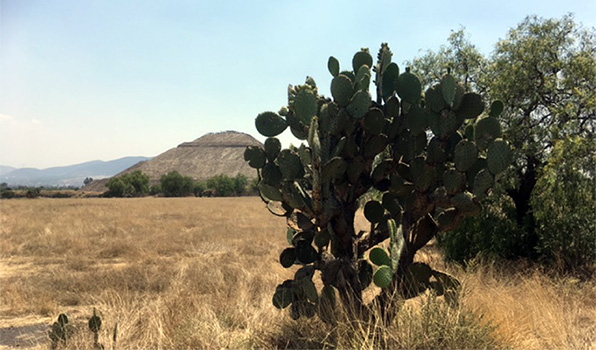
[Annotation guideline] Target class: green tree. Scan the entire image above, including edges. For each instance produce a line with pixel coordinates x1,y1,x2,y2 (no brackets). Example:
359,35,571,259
233,174,249,196
532,136,595,271
485,15,595,256
105,177,135,197
412,15,596,265
160,171,194,197
207,174,235,197
105,171,149,197
409,28,487,92
126,171,150,195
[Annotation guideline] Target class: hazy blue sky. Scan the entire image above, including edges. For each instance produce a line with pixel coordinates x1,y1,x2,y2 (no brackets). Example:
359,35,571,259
2,0,595,168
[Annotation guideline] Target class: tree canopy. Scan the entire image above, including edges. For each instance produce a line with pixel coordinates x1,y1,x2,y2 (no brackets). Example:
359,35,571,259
411,15,595,270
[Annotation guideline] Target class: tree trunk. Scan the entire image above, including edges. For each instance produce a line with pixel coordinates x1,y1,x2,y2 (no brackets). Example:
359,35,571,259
507,155,540,257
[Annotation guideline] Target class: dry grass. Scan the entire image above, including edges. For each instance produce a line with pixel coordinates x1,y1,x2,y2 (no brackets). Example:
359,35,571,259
0,197,594,349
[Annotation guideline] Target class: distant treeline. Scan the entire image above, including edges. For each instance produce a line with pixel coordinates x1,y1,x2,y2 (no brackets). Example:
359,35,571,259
0,172,258,199
0,183,80,199
103,170,257,198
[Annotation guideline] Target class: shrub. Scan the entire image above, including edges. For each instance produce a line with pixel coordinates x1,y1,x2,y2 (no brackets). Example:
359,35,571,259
1,189,16,199
105,171,149,197
160,171,194,197
532,137,595,272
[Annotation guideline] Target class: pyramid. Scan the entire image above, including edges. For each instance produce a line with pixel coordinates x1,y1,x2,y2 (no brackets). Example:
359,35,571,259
83,131,262,192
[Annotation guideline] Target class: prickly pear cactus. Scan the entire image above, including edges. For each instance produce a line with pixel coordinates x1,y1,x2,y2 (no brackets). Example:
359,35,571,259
89,308,104,350
49,313,71,349
245,44,511,323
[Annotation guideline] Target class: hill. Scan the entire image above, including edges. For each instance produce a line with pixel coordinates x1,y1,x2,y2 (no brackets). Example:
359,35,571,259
0,157,150,187
83,131,262,192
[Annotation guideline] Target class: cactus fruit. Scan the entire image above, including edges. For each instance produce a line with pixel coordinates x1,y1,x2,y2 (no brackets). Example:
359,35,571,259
246,44,510,324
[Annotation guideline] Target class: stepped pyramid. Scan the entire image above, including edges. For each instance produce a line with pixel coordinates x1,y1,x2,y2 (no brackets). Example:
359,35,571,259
84,131,261,192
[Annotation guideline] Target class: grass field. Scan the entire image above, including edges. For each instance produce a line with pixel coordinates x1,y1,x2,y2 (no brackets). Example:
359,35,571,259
1,197,594,349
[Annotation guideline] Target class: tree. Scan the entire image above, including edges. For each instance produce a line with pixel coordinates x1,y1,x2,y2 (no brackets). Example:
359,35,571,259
83,177,93,186
411,15,596,265
160,171,194,197
484,15,595,256
245,45,510,324
409,29,487,92
233,174,249,196
532,136,595,271
105,177,134,197
206,174,235,197
105,171,149,197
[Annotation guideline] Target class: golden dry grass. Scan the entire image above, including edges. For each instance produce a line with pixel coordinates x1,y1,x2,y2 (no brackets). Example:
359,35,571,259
0,197,594,349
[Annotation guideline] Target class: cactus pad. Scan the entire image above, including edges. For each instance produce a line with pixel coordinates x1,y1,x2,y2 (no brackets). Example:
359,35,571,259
255,111,287,137
244,146,266,169
451,191,481,215
364,200,385,223
489,100,504,118
352,50,373,73
441,74,457,106
396,71,422,104
454,140,479,172
406,106,429,136
295,240,318,264
347,90,371,119
276,150,303,180
487,139,512,175
473,169,494,198
425,84,446,113
280,248,296,268
331,75,354,107
373,265,394,288
264,138,281,161
328,56,340,77
455,93,484,119
369,247,391,266
294,89,318,124
474,116,502,150
273,285,294,309
382,63,400,99
364,107,385,135
443,168,465,195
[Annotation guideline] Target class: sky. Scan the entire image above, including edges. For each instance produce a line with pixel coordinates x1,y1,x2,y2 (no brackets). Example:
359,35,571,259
1,0,595,169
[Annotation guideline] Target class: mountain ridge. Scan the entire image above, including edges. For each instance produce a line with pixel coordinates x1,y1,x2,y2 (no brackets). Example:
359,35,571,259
1,156,150,187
